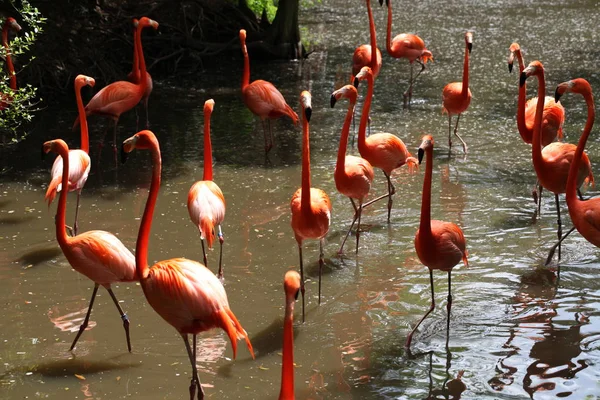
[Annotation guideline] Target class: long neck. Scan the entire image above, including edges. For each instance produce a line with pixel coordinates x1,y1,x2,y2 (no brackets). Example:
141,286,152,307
301,115,311,213
278,299,295,400
419,148,433,237
461,43,470,98
136,142,162,280
55,145,70,248
75,83,89,153
135,24,147,96
131,28,140,81
241,39,250,90
515,51,532,142
567,89,595,205
336,101,355,175
357,74,373,152
203,111,213,181
3,25,16,90
385,0,393,54
366,0,377,72
531,71,546,169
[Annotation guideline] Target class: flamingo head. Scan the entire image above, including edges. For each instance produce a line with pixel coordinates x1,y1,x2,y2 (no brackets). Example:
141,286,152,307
300,90,312,123
465,32,473,53
138,17,159,31
354,66,373,89
204,99,215,115
284,270,301,302
75,74,95,89
42,139,68,160
6,17,21,33
330,85,358,108
132,18,139,28
121,130,159,163
520,60,543,87
555,78,592,103
507,42,520,73
239,29,247,43
417,135,434,164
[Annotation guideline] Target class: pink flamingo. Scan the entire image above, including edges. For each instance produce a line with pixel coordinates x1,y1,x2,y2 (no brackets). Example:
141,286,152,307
74,17,158,156
351,0,382,79
239,29,298,153
354,66,418,222
442,32,473,153
122,130,254,400
127,18,153,128
290,91,332,322
408,134,468,349
187,99,226,280
330,84,374,254
520,61,594,261
279,270,301,400
0,17,21,109
382,0,433,108
45,75,95,236
42,139,137,352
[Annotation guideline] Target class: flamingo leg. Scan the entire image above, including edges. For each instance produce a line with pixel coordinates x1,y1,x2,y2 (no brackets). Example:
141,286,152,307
405,269,435,350
106,287,132,352
318,238,325,305
338,198,359,255
200,239,208,269
268,119,274,152
355,200,363,254
298,243,305,323
73,190,82,236
182,333,203,400
555,193,562,261
217,224,224,282
446,271,452,333
545,226,576,266
412,60,427,86
134,104,139,131
112,119,119,166
447,114,453,150
70,283,99,351
144,97,150,128
532,180,543,212
403,62,414,109
453,114,468,153
384,171,396,222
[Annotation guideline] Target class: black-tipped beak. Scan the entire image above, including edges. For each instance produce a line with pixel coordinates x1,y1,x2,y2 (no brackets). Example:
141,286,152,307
330,95,337,108
508,62,513,73
519,72,527,87
353,77,359,89
294,289,300,301
305,107,312,123
555,88,562,103
121,145,129,164
467,43,472,54
418,148,424,164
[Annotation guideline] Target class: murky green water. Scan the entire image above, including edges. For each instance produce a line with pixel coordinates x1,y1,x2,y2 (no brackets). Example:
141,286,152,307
2,0,600,398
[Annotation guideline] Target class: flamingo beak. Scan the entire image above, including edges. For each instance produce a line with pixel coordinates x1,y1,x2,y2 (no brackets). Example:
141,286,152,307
555,88,563,103
353,77,359,89
304,107,312,123
295,289,300,301
467,43,472,54
330,94,337,108
519,71,527,87
508,62,513,73
418,148,424,164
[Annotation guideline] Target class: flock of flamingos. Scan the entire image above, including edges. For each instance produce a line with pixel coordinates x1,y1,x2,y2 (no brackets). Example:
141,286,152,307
2,0,599,397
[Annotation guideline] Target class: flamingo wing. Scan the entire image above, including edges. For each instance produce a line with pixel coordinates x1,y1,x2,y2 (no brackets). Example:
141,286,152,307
187,180,226,247
243,80,297,121
85,81,141,117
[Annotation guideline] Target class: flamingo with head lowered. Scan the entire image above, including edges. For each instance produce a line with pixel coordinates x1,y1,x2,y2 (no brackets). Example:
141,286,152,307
0,17,21,110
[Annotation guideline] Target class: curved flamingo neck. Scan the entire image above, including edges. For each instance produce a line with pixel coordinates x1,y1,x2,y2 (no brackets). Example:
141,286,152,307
531,69,546,170
385,0,393,55
203,109,213,181
131,28,140,82
461,41,470,98
357,73,374,153
278,298,295,399
3,23,16,90
301,114,312,213
336,100,355,177
135,22,148,97
75,82,89,154
241,38,250,90
366,0,378,71
419,147,433,237
567,86,595,205
515,50,532,143
54,142,70,248
135,137,162,280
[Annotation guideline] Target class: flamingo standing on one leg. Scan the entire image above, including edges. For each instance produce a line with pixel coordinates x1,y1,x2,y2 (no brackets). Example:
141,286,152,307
121,130,254,400
354,66,418,222
45,75,95,236
545,78,599,261
407,134,468,350
279,270,301,400
0,17,22,109
382,0,433,109
290,91,332,322
442,32,473,153
187,99,226,281
351,0,382,79
330,85,374,254
520,61,594,261
508,42,565,209
239,29,298,154
74,17,158,159
127,18,153,129
42,139,136,352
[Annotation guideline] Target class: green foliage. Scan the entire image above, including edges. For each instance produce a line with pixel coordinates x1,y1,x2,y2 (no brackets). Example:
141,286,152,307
246,0,277,23
0,0,46,145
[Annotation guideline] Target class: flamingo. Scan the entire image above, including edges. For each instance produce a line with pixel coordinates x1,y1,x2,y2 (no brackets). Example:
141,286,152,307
42,139,136,352
239,29,298,154
442,32,473,153
545,78,599,261
520,61,594,261
351,0,382,80
74,17,158,157
127,18,153,129
508,42,565,208
45,74,95,236
330,84,374,254
121,130,254,400
407,134,468,349
279,270,301,400
290,91,332,322
381,0,433,109
354,66,418,222
0,17,21,110
187,99,226,281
